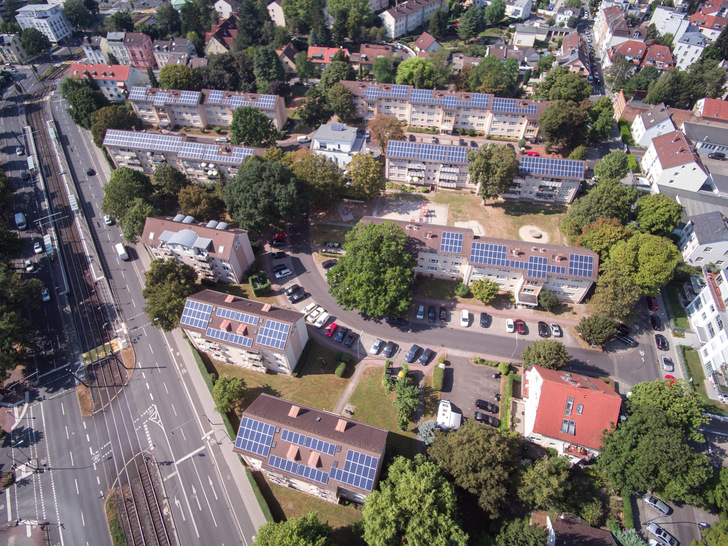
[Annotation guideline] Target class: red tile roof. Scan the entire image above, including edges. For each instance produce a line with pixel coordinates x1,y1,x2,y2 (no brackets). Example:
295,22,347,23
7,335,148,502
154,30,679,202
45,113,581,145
641,44,673,69
414,31,439,51
531,366,621,451
651,130,702,169
609,40,646,63
205,15,238,49
68,63,131,81
690,12,728,30
696,98,728,122
308,47,349,64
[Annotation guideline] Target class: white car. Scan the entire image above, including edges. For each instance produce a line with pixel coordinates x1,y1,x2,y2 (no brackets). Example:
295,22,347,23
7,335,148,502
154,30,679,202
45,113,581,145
104,215,113,225
643,494,671,516
24,259,34,272
33,241,43,254
41,287,51,302
302,302,317,316
370,338,383,354
550,323,562,337
15,147,23,156
314,311,329,329
460,310,470,327
274,268,292,279
506,319,515,333
306,307,324,323
646,523,677,546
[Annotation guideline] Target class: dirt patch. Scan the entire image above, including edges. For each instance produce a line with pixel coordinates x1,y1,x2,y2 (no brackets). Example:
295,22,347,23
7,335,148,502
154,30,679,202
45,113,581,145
76,384,93,417
518,225,550,243
378,192,449,224
121,347,135,379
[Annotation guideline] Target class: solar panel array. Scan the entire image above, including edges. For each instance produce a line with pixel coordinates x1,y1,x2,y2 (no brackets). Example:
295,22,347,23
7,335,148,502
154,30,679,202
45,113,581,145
235,417,275,457
386,140,468,164
255,320,291,350
153,92,170,106
268,455,330,484
568,254,595,278
492,98,538,114
329,450,379,491
206,327,254,348
363,85,410,101
221,94,276,110
470,243,507,266
281,429,337,456
519,156,585,179
178,90,201,105
179,300,213,329
207,89,224,103
469,243,569,277
128,86,148,101
440,232,464,254
217,307,260,325
410,88,491,109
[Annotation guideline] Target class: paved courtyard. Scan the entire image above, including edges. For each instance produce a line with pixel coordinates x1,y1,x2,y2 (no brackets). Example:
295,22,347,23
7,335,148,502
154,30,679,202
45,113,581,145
441,353,502,420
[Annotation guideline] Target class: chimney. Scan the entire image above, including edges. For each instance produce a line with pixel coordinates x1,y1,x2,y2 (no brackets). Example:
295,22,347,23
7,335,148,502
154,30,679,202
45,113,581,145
225,294,235,303
335,418,348,432
262,303,271,312
288,405,300,418
286,444,299,461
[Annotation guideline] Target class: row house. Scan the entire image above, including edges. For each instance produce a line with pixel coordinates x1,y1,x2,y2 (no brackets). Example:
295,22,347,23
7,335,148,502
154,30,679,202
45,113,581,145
128,86,287,130
152,38,197,68
641,130,709,192
690,10,728,40
141,215,255,284
205,14,237,56
362,216,599,306
342,81,547,140
503,155,585,204
594,4,647,60
630,103,676,147
81,35,106,64
555,31,591,77
234,394,387,504
0,33,32,64
67,63,147,102
606,40,674,70
102,129,265,183
674,31,708,70
16,3,71,44
349,43,393,72
307,47,349,68
379,0,446,39
180,291,309,375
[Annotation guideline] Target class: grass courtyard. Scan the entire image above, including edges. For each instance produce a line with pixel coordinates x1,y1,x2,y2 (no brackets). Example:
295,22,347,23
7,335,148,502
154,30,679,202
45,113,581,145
682,347,727,415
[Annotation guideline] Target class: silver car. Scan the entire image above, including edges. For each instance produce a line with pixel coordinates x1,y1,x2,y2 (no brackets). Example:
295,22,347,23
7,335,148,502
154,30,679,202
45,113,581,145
646,523,678,546
660,355,674,373
370,338,383,355
643,494,671,516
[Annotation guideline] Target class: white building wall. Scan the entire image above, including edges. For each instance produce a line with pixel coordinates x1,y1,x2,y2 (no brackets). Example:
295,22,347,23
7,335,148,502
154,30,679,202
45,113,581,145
686,270,728,380
631,117,676,147
16,4,72,43
650,7,691,41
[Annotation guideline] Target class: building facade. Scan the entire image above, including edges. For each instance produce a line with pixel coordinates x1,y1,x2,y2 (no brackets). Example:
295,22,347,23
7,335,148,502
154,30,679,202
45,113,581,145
102,129,264,183
630,103,676,147
15,4,72,44
504,155,585,204
124,32,156,69
67,63,147,102
506,0,532,19
267,0,286,27
693,98,728,124
128,86,287,130
311,123,365,168
649,6,691,42
379,0,446,39
81,35,106,64
349,43,393,71
152,38,196,68
141,215,255,283
674,31,707,70
343,81,546,140
362,217,598,306
214,0,239,19
641,130,708,191
204,15,237,55
180,291,310,375
105,31,130,64
0,33,31,64
385,140,471,190
678,211,728,266
234,394,388,504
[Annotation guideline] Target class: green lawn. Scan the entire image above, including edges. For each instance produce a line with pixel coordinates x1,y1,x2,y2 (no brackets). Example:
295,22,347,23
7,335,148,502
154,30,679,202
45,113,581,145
682,347,728,414
309,223,353,247
665,284,689,329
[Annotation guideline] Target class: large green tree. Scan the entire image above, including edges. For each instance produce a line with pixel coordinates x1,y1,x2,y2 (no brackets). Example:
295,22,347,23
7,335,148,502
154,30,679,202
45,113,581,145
320,60,356,90
101,167,155,228
590,260,641,321
90,105,141,148
588,97,616,143
362,455,468,546
297,86,332,127
428,8,448,40
495,518,547,546
156,3,182,36
0,263,43,372
538,100,589,147
295,51,317,81
428,419,520,517
396,57,438,89
547,71,592,102
368,114,405,150
562,179,640,241
635,194,684,236
120,198,160,243
60,78,109,129
348,153,384,201
159,64,202,91
20,29,49,56
467,55,518,95
609,232,680,295
327,221,416,318
253,46,285,92
576,315,617,348
212,375,246,414
694,517,728,546
254,512,334,546
289,149,345,208
467,144,519,200
372,56,395,83
63,0,93,28
644,59,726,109
518,454,572,511
229,106,278,147
178,184,226,221
142,258,199,331
326,82,356,123
594,150,630,181
521,340,569,370
485,0,505,26
471,278,500,304
458,6,484,41
578,218,631,261
109,10,134,31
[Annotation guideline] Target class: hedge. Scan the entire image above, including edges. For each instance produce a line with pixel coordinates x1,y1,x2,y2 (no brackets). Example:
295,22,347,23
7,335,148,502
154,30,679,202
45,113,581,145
618,119,634,145
250,273,271,296
433,365,444,391
335,362,347,377
471,357,500,367
627,154,639,173
622,494,635,529
189,341,216,390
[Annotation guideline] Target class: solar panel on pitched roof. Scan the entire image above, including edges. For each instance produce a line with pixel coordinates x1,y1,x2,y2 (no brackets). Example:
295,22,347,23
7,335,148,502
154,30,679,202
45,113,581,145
208,89,224,103
216,307,260,325
281,429,337,456
235,416,275,456
128,86,148,101
440,232,464,254
177,90,200,105
470,242,507,265
568,253,594,277
180,299,213,329
255,320,290,350
329,449,379,491
268,455,330,484
206,327,254,347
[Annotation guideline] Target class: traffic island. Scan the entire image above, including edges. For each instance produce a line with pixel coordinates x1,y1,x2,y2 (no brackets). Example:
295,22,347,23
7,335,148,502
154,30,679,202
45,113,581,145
76,385,93,417
105,489,126,546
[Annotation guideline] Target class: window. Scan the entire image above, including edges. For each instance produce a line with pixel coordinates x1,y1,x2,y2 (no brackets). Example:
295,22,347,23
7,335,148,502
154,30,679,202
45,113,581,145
561,419,576,435
708,323,715,338
565,397,574,416
576,404,583,415
705,247,714,252
718,316,724,331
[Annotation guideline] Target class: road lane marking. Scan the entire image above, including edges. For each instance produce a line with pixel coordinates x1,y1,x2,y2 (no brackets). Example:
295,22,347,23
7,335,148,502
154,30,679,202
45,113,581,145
96,476,100,485
150,345,154,354
164,383,168,394
74,479,79,495
64,426,68,440
6,489,10,522
146,382,149,390
60,403,64,416
171,404,177,416
81,512,85,526
150,393,154,401
69,452,73,466
86,434,89,442
175,445,206,465
82,421,86,430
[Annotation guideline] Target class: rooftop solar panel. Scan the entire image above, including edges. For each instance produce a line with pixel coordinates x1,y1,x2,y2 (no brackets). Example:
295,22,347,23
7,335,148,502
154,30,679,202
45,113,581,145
208,89,224,103
255,320,291,350
519,156,584,179
179,300,213,329
329,449,379,491
386,141,468,164
128,86,148,101
235,417,275,457
216,307,260,326
409,88,491,109
268,455,330,484
205,327,254,348
440,232,464,254
568,253,594,278
470,242,507,266
177,90,201,105
153,92,170,106
492,97,538,114
281,429,337,456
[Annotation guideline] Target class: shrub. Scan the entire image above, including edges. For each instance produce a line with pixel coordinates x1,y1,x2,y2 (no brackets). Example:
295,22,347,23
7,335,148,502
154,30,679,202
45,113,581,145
438,353,447,364
627,153,639,173
580,499,604,527
402,362,409,375
317,356,327,369
418,419,438,445
335,362,347,377
517,138,526,148
618,119,634,145
213,126,222,134
538,289,559,312
544,142,552,154
455,282,470,297
569,145,588,160
498,361,510,375
433,365,444,391
385,359,393,369
338,352,352,364
249,273,271,296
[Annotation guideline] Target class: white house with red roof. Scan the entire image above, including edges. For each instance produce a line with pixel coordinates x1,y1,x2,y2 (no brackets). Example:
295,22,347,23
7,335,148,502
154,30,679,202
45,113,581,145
67,63,147,102
523,366,622,462
640,130,709,192
690,10,728,40
308,47,349,68
694,98,728,124
414,31,441,54
642,44,673,70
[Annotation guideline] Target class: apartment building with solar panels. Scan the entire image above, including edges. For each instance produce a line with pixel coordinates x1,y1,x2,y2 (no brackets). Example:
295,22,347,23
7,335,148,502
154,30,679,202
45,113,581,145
180,290,310,374
386,141,471,189
102,129,264,183
363,217,598,306
505,156,586,204
340,81,547,140
234,394,387,504
127,86,287,130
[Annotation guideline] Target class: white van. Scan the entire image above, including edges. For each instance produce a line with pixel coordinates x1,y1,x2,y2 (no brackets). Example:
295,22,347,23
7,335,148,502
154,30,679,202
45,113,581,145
215,137,229,143
296,135,310,143
14,212,26,230
460,310,470,327
115,243,129,261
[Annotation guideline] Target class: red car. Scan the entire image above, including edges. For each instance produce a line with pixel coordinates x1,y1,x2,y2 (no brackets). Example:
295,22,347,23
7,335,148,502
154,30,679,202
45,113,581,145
273,232,287,241
526,151,539,156
515,319,527,335
325,323,338,337
647,296,659,311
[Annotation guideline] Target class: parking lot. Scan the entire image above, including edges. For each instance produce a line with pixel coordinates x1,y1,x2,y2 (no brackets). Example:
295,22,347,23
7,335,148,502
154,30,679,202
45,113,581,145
440,353,502,420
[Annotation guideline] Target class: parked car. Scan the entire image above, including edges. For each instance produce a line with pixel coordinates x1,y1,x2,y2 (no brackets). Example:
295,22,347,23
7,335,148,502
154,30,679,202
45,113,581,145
274,269,292,279
104,215,113,225
288,290,307,303
538,321,549,337
644,494,672,516
480,312,490,328
646,523,678,546
370,338,383,354
273,232,287,241
709,152,726,160
302,302,317,316
24,259,34,272
506,319,515,333
470,141,478,147
344,331,358,347
475,412,500,427
408,134,416,141
306,307,324,323
460,310,470,327
322,259,338,269
617,323,631,336
647,296,659,311
334,327,348,343
615,334,638,348
439,306,447,321
272,251,286,259
515,319,527,335
650,315,662,331
419,348,434,365
385,317,407,327
85,168,95,176
314,312,329,329
383,341,396,358
325,323,338,337
550,323,562,337
272,264,288,273
416,305,425,320
660,355,674,372
41,287,51,302
655,334,669,351
431,136,439,144
284,284,300,296
405,345,421,363
271,239,286,247
16,147,23,156
475,399,498,413
33,241,43,254
428,305,437,323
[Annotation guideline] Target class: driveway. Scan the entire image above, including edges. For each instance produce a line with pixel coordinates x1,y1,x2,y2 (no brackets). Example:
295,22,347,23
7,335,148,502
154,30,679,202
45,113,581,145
443,354,502,421
634,494,718,546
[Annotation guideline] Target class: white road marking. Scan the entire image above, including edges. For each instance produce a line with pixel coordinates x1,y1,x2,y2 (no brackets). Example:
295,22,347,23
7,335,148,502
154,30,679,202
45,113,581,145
171,404,177,416
64,426,69,440
150,393,154,401
86,434,89,442
96,476,100,485
6,489,11,522
175,445,206,466
69,452,73,466
74,479,79,495
60,403,65,416
145,382,149,390
149,345,154,354
164,384,169,394
81,511,85,526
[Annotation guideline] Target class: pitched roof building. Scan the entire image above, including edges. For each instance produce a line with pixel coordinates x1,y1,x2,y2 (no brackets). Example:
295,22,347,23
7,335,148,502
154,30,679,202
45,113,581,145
307,47,349,67
678,211,728,266
67,63,147,103
690,10,728,40
641,130,709,192
630,102,676,147
205,15,238,55
124,32,156,69
694,98,728,123
523,366,621,462
152,38,197,68
349,43,393,71
276,42,299,73
642,43,674,70
414,31,441,53
234,394,388,503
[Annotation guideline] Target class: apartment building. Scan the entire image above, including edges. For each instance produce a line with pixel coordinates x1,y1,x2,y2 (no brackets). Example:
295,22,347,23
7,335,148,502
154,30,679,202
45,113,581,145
267,0,286,27
630,103,676,147
693,98,728,124
343,81,546,140
682,121,728,158
0,33,31,64
385,141,471,190
641,130,708,191
128,86,286,130
379,0,446,39
152,38,196,68
81,35,106,64
674,32,708,70
124,32,156,69
504,155,585,204
141,215,255,283
15,3,72,44
362,217,599,306
678,211,728,266
556,31,590,77
67,63,147,102
506,0,532,19
311,123,365,168
649,5,691,42
690,10,728,40
234,394,387,504
102,129,264,183
180,291,309,375
106,31,130,64
593,4,646,59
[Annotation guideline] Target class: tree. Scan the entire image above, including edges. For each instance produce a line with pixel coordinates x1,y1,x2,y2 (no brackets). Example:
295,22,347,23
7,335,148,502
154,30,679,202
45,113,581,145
348,153,384,201
594,150,630,181
253,46,285,93
232,0,267,49
521,340,569,369
459,6,484,41
327,221,416,318
90,105,141,148
588,97,616,143
694,517,728,546
156,3,182,36
644,60,726,109
428,8,448,40
467,144,519,200
289,149,345,208
485,0,505,26
534,66,590,101
590,261,642,321
578,218,631,260
225,158,307,232
212,375,246,414
368,114,405,150
362,455,468,546
562,179,640,240
61,78,110,129
538,289,559,312
428,419,520,517
152,163,190,203
178,184,226,221
396,57,438,89
393,375,419,430
143,259,198,331
495,518,547,546
297,86,332,127
254,512,334,546
568,145,588,160
159,64,202,91
229,106,278,147
706,469,728,514
0,263,43,372
467,55,518,95
63,0,93,28
101,167,154,225
624,65,659,93
538,100,588,147
567,14,579,28
635,194,683,236
120,198,160,243
418,419,438,445
372,56,395,83
21,28,50,55
518,454,572,511
471,278,500,304
109,10,134,31
576,315,617,348
3,0,24,22
716,26,728,61
609,232,680,295
320,60,356,90
326,82,356,123
295,52,317,81
607,54,636,90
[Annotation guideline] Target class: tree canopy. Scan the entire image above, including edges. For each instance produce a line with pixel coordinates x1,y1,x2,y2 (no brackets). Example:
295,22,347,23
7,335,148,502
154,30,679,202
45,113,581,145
21,27,50,55
485,0,505,25
156,3,182,36
635,193,684,236
178,184,226,221
590,260,641,321
297,86,332,127
362,454,468,546
470,278,500,304
229,106,278,147
538,100,589,147
60,78,110,129
546,71,592,102
467,144,519,200
609,232,680,295
368,114,405,150
254,512,334,546
289,149,345,208
90,105,141,148
212,375,246,414
101,168,155,241
159,64,202,91
320,60,356,90
326,82,356,123
467,55,518,95
578,218,632,261
348,153,384,201
576,315,617,348
644,59,726,109
327,221,416,318
253,46,285,92
458,6,484,41
0,263,43,372
372,56,395,83
562,179,640,241
495,518,547,546
521,340,569,369
594,150,630,181
518,454,572,511
142,259,199,331
63,0,93,28
396,57,439,89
